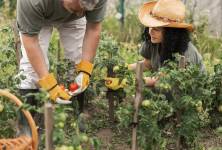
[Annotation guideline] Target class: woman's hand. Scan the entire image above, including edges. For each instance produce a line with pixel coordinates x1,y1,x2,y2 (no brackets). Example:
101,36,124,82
143,76,158,87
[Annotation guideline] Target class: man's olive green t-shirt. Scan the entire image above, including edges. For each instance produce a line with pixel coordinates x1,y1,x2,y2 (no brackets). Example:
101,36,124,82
140,41,205,72
17,0,107,36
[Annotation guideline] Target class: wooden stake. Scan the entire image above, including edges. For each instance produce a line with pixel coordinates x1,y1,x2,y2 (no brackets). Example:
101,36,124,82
11,20,21,68
179,56,186,68
106,65,116,123
44,102,54,150
176,56,186,150
57,39,61,81
107,89,115,122
132,61,143,150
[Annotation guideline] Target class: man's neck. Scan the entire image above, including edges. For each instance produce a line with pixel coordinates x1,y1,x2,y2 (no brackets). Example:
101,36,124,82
61,0,72,13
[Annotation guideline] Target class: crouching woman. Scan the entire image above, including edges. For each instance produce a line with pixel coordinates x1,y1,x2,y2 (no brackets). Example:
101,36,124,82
128,0,205,87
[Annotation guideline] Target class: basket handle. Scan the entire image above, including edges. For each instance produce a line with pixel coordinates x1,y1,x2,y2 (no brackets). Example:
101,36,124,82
0,89,38,150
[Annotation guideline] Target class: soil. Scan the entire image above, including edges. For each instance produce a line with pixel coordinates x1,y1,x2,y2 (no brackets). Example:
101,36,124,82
199,128,222,149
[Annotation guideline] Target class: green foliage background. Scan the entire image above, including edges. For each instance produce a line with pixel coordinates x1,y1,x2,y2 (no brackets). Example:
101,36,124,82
0,1,222,149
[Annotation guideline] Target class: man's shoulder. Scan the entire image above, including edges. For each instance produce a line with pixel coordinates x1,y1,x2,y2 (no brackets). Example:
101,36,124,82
17,0,51,35
17,0,50,14
93,0,107,9
85,0,107,22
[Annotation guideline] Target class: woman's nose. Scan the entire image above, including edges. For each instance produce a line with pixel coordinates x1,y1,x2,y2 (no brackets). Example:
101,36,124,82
149,28,154,35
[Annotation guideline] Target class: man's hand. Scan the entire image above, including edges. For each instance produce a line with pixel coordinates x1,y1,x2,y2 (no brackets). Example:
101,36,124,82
38,73,71,104
70,72,90,96
70,60,93,96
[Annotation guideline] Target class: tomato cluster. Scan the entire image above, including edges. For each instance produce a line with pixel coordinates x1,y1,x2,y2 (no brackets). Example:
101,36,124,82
59,83,79,92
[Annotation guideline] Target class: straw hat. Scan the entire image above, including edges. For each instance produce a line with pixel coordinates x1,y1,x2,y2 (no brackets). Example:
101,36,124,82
138,0,194,31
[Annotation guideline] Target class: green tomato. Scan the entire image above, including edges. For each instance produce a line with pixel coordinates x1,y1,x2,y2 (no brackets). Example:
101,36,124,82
158,83,166,89
55,145,69,150
151,111,159,117
164,84,171,90
75,145,82,150
58,122,64,128
121,78,128,87
142,100,151,108
71,122,77,128
158,83,171,91
59,113,67,122
196,106,203,113
216,127,222,133
113,65,120,72
218,105,222,113
67,146,74,150
163,85,168,90
80,134,89,142
0,104,4,112
196,101,202,107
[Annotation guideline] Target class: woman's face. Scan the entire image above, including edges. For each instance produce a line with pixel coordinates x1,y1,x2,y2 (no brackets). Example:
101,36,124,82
148,27,164,43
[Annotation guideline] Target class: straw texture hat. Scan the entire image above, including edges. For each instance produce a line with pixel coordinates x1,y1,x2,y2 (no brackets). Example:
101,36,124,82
138,0,194,31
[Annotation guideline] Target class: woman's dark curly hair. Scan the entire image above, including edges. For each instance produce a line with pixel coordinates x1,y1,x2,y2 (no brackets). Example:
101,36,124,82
142,27,190,64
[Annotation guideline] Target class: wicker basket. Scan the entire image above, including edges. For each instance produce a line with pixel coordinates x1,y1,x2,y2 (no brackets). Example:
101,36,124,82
0,89,38,150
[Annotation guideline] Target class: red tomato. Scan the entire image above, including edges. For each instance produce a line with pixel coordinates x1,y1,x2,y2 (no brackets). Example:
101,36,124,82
59,84,65,91
69,83,79,92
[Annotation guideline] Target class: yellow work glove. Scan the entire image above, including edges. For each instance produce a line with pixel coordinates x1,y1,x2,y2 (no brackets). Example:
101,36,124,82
38,73,71,104
70,60,93,96
105,77,124,90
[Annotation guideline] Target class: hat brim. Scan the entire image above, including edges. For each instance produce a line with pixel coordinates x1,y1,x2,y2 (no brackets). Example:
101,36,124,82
138,1,194,32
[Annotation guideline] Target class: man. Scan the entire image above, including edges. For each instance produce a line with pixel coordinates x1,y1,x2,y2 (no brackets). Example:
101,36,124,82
17,0,107,104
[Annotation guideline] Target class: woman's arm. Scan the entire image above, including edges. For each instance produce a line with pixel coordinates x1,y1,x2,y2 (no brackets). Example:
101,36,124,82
128,59,152,71
129,59,159,87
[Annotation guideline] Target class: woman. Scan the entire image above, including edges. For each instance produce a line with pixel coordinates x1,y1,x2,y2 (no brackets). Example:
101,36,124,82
128,0,205,86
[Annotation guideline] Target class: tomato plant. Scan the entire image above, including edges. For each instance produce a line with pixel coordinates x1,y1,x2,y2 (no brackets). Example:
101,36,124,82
1,13,222,150
117,58,216,149
94,32,134,98
209,64,222,127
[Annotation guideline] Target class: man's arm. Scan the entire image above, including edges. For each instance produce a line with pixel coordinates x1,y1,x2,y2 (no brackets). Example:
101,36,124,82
81,22,102,62
72,22,102,96
21,34,48,78
21,34,71,103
